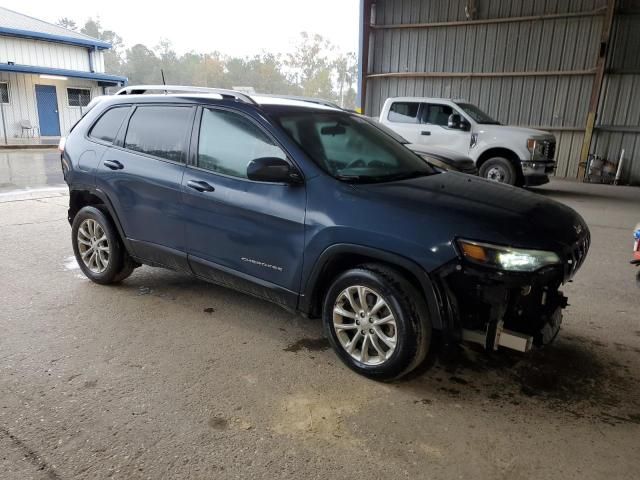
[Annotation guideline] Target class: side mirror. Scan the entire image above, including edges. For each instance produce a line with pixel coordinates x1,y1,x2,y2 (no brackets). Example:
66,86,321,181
447,113,463,129
247,157,302,184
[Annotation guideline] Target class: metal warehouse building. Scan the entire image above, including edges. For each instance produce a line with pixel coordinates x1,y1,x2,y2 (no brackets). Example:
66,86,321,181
357,0,640,184
0,7,126,142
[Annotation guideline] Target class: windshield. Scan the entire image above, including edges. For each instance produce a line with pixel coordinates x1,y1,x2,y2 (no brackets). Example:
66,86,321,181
271,111,435,183
455,102,500,125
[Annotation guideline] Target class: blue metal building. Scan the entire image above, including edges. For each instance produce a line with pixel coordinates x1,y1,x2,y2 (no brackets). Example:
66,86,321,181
0,7,126,140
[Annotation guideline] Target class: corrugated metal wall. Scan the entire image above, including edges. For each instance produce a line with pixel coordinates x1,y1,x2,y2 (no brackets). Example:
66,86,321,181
0,72,101,138
363,0,640,184
0,35,91,72
592,0,640,184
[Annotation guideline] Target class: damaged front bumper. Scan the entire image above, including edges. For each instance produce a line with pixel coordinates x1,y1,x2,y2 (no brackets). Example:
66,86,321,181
433,236,589,353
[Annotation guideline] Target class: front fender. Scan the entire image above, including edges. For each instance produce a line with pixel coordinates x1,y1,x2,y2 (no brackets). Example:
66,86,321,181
299,242,447,330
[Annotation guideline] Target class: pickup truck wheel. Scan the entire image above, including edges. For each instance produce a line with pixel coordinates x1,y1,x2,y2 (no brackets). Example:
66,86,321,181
71,206,133,284
323,265,431,381
479,157,517,185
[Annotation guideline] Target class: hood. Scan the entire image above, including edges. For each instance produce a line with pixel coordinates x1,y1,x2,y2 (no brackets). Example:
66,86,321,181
477,125,554,140
351,172,587,252
406,144,477,173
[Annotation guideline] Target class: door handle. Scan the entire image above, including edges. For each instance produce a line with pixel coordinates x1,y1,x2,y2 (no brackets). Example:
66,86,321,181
421,131,431,136
103,160,124,170
187,180,215,192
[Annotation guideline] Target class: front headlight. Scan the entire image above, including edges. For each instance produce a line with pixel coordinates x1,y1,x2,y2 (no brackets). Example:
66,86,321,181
526,138,545,158
457,239,561,272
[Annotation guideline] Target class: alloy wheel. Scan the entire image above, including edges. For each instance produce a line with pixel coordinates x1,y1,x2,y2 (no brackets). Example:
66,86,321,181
77,218,110,274
486,165,507,182
332,285,397,366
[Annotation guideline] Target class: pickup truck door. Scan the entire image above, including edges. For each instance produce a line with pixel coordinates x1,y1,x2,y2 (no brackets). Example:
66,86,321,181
181,107,306,309
418,103,472,154
382,101,423,144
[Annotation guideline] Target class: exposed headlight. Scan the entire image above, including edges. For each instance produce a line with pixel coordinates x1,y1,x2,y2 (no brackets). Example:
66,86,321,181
526,138,545,158
457,239,561,272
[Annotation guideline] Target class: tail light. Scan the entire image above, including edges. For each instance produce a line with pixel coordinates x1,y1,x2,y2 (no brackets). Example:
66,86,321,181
58,136,66,153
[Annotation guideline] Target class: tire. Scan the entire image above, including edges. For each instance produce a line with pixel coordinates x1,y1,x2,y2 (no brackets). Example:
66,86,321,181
71,206,135,284
323,264,431,381
479,157,519,186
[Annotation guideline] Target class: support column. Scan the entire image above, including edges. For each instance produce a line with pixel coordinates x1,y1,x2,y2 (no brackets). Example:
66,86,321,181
356,0,373,114
578,0,617,180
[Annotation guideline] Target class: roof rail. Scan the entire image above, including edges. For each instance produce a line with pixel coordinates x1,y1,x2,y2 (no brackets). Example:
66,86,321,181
114,85,258,105
257,94,342,110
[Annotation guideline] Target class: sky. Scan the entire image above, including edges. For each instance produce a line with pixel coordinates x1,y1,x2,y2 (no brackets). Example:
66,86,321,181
4,0,360,57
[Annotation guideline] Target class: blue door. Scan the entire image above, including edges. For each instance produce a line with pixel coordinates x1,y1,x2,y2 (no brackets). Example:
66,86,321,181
35,85,61,136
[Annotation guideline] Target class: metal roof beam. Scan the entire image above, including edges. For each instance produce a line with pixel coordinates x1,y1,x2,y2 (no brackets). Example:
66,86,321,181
370,7,607,30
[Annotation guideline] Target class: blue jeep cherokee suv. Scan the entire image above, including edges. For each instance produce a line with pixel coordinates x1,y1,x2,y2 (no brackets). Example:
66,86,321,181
61,85,590,380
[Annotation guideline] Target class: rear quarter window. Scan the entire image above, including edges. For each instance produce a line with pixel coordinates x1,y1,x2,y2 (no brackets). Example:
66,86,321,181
388,102,420,124
123,106,193,162
89,107,130,144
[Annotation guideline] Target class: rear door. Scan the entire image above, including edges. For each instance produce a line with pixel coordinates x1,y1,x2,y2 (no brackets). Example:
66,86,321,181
95,104,195,271
382,101,422,143
418,103,472,153
182,106,306,308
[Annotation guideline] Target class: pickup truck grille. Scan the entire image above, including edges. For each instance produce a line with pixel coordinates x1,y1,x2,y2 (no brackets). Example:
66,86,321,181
541,140,556,160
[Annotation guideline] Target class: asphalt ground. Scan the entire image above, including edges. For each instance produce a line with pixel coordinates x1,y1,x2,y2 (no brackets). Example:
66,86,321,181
1,149,639,479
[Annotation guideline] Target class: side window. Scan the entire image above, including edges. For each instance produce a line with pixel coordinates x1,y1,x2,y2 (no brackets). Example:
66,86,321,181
89,107,130,144
197,108,286,179
387,102,420,123
422,104,454,126
124,106,192,162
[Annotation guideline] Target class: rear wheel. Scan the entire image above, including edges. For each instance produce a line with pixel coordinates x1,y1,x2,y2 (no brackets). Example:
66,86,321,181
72,206,135,284
323,265,431,381
479,157,518,186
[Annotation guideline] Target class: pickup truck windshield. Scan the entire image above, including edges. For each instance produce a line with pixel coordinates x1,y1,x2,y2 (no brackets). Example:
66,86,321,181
455,102,500,125
272,111,435,183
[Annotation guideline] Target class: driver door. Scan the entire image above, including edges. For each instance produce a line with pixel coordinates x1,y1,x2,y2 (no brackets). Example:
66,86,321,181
418,103,472,154
181,107,306,308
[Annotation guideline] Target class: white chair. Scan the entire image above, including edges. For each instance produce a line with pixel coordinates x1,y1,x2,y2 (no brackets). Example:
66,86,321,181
20,119,39,137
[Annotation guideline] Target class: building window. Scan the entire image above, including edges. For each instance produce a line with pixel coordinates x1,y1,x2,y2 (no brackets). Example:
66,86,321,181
0,82,9,104
67,88,91,107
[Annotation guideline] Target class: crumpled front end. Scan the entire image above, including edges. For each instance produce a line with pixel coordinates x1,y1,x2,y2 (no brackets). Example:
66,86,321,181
434,232,590,353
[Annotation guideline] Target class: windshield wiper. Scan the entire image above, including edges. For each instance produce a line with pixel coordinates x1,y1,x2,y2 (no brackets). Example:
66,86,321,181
335,170,433,183
335,174,366,182
379,170,433,181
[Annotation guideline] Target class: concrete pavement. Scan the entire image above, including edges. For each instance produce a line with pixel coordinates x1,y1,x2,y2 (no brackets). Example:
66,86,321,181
1,178,639,479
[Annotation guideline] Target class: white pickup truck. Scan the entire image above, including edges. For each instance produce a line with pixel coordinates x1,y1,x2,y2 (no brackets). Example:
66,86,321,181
379,97,556,186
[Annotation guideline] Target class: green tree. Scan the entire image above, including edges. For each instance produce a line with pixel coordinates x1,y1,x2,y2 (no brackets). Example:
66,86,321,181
334,52,358,109
225,54,298,94
57,17,359,105
56,18,77,31
123,44,160,84
287,32,336,100
80,19,125,74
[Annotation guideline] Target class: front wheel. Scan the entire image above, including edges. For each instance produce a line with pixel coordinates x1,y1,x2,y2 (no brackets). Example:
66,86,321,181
479,157,519,186
323,265,431,381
